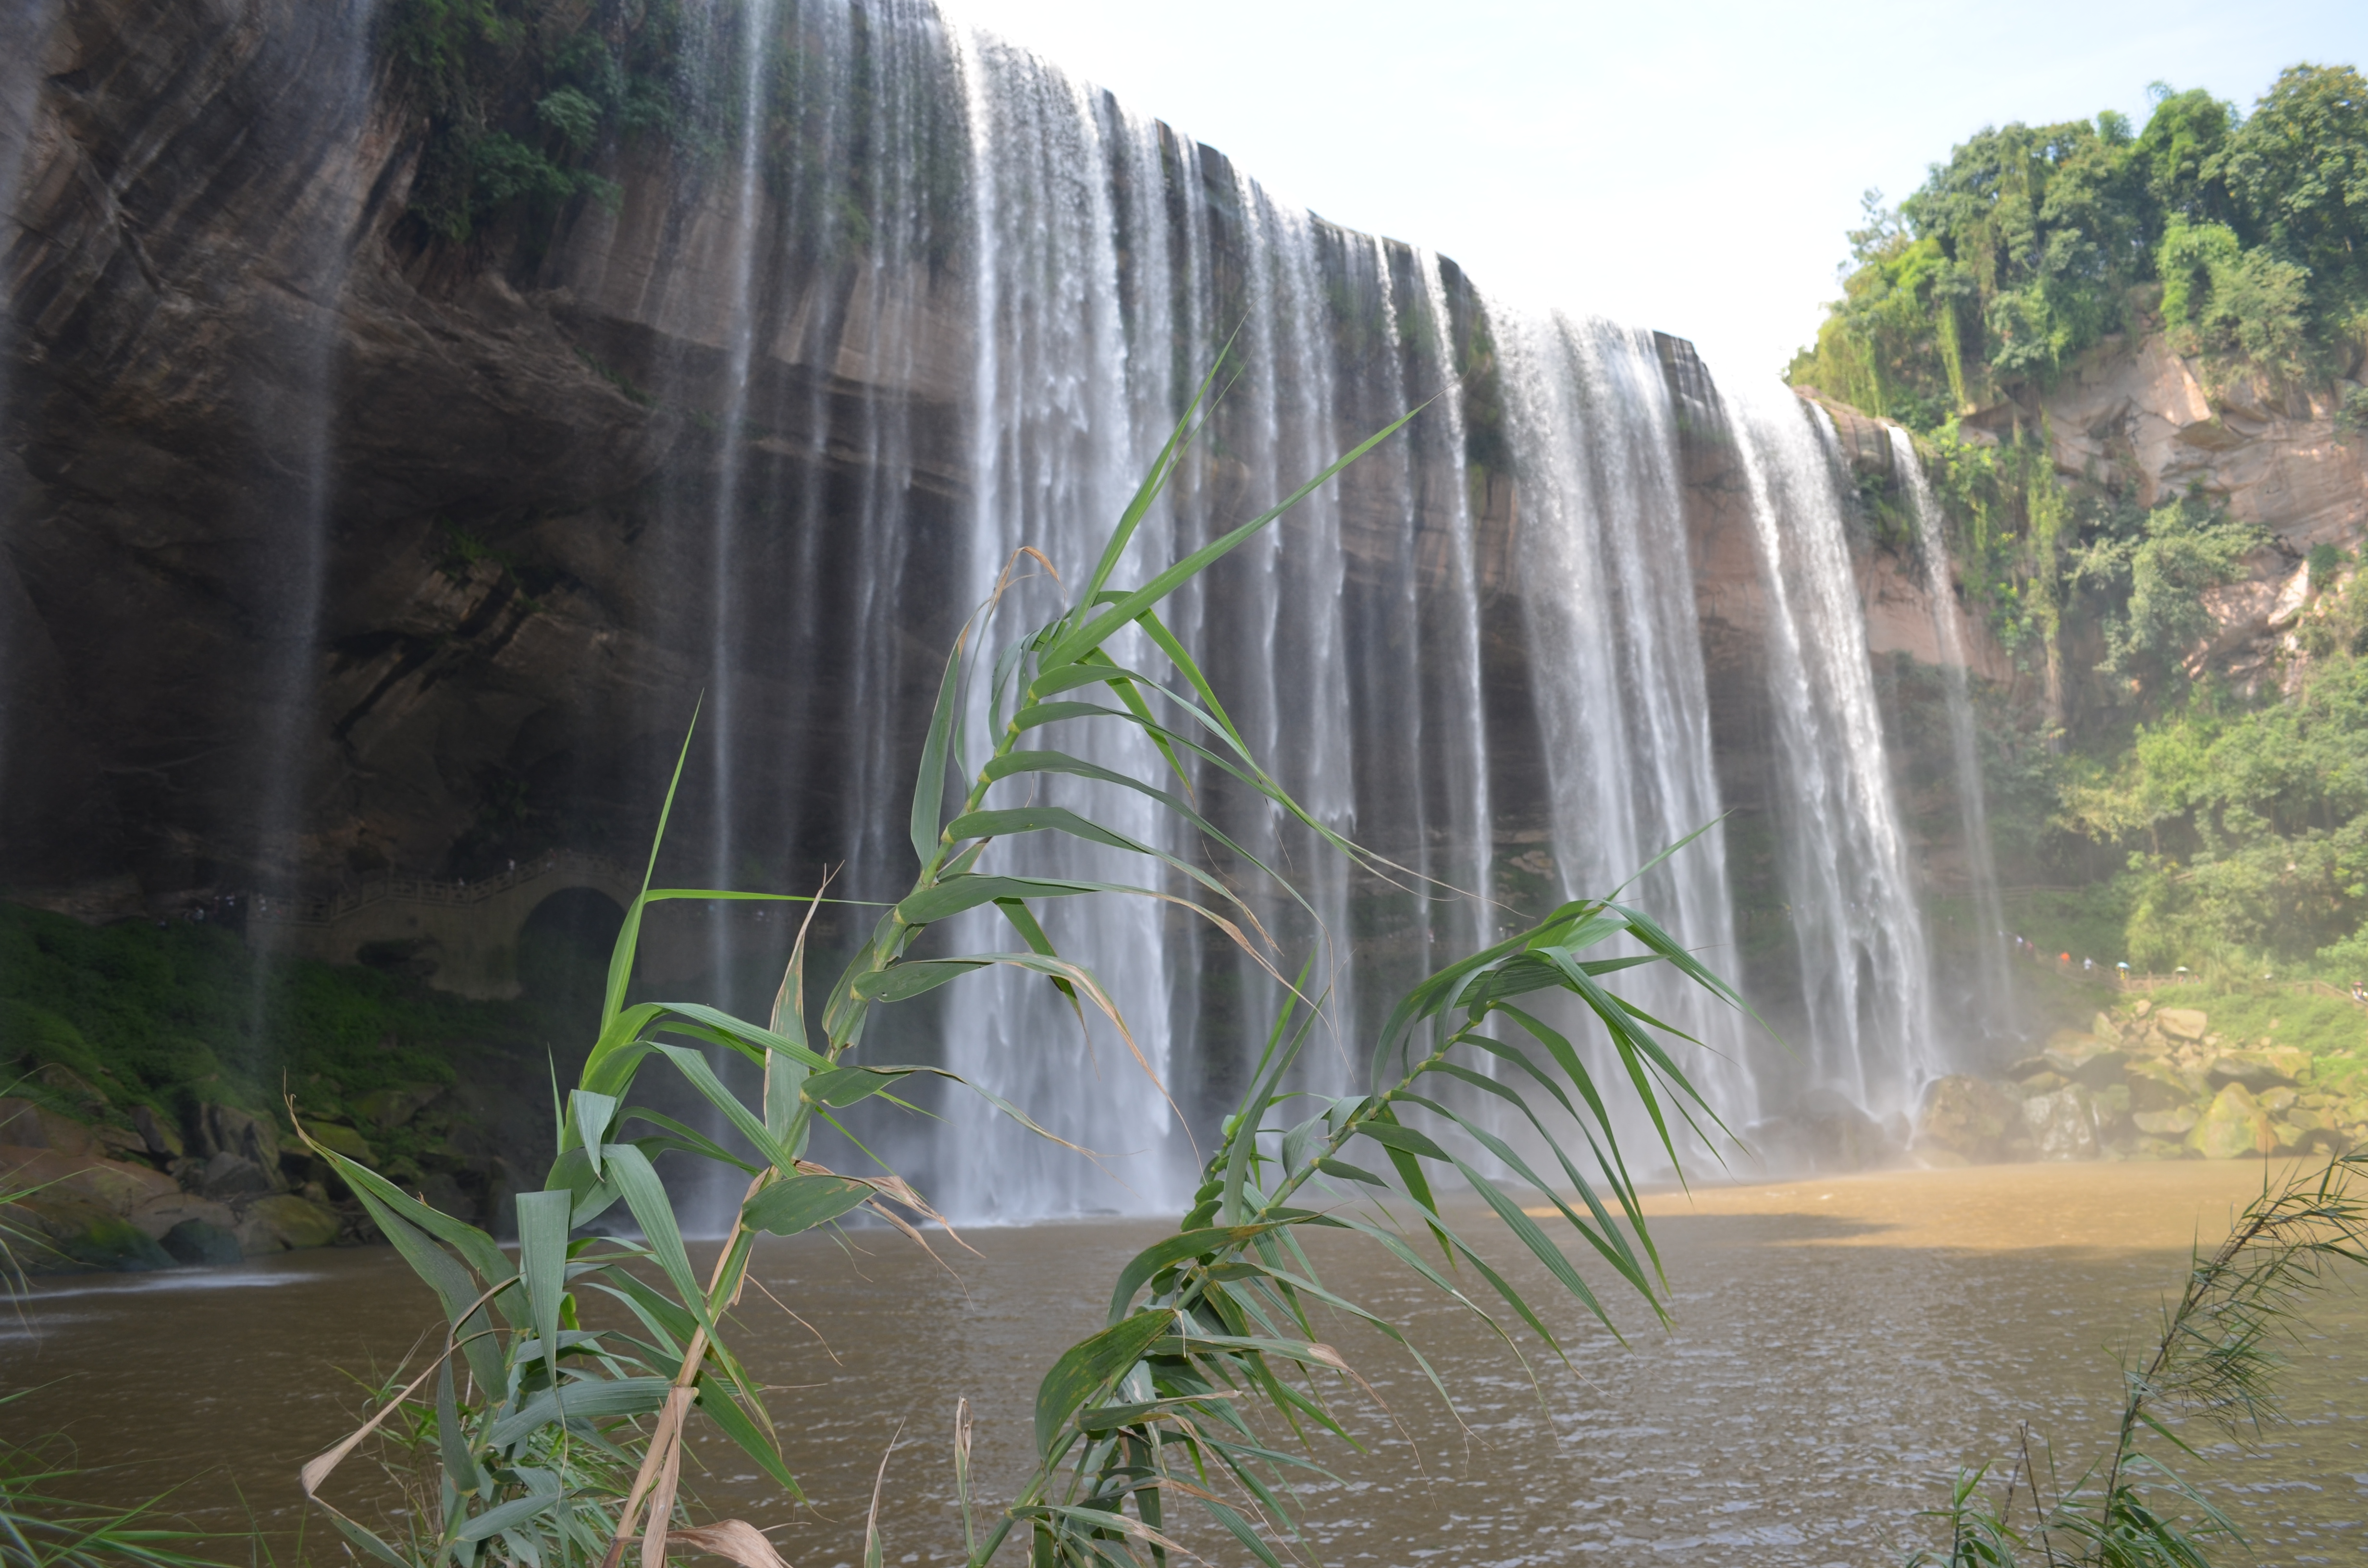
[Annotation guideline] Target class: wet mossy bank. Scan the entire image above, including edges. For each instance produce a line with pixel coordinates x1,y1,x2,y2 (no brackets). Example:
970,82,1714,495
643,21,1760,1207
0,902,602,1271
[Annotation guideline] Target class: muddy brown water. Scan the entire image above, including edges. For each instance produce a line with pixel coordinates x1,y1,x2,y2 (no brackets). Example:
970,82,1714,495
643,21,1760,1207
7,1162,2368,1566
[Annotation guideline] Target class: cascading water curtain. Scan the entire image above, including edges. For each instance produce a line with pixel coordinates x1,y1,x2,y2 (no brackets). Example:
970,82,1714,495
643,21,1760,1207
1494,307,1757,1149
1892,426,2015,1041
939,25,1193,1219
1730,386,1937,1121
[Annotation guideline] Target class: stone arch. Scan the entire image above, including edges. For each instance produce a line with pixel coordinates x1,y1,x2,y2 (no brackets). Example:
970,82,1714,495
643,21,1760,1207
517,885,626,1001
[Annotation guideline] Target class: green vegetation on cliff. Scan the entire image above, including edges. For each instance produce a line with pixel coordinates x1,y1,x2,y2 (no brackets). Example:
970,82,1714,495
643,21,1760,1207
382,0,966,264
1792,65,2368,424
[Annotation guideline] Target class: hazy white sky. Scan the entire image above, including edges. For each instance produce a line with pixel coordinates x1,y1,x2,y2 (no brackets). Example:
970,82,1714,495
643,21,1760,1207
937,0,2368,388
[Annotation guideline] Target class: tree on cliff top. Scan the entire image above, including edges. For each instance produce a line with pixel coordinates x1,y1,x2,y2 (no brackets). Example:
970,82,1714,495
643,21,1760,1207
1788,63,2368,427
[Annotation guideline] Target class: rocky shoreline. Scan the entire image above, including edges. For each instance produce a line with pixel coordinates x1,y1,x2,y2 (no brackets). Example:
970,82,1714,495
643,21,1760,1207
0,1088,482,1272
1917,999,2365,1164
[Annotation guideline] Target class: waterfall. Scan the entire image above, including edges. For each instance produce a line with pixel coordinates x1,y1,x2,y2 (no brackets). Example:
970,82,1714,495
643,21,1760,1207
0,0,60,808
525,1,1964,1200
1410,251,1495,968
1492,310,1753,1140
700,0,783,970
1727,388,1937,1120
235,0,380,1075
0,0,1996,1208
1892,427,2014,1040
935,31,1192,1218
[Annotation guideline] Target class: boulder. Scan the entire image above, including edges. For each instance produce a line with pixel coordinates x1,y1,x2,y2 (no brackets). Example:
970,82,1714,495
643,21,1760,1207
133,1105,185,1160
352,1084,447,1132
2016,1070,2071,1095
126,1192,236,1241
2123,1059,2196,1113
2207,1051,2303,1093
235,1194,343,1254
2133,999,2154,1018
160,1218,244,1267
2043,1041,2127,1090
2259,1086,2299,1114
0,1098,94,1155
2,1143,179,1211
195,1151,277,1200
2091,1082,2134,1132
194,1104,284,1184
2157,1008,2209,1041
1913,1080,2027,1165
7,1191,173,1272
94,1124,148,1162
2092,1012,2122,1042
2023,1087,2101,1161
2134,1106,2202,1137
1746,1090,1901,1172
2188,1084,2270,1159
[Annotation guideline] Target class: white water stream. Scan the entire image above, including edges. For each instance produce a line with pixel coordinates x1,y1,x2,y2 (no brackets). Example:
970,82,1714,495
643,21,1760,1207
1728,389,1937,1121
1893,426,2015,1039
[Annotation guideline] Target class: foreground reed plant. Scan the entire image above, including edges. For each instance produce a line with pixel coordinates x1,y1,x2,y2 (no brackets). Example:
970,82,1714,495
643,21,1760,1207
295,389,1745,1567
1906,1154,2368,1568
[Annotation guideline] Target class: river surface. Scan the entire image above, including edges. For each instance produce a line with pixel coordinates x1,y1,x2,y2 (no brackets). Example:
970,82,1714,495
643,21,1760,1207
7,1161,2367,1566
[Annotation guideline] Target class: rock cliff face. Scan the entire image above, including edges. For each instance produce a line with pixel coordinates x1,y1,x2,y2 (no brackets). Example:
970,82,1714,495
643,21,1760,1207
1987,322,2368,700
5,0,678,901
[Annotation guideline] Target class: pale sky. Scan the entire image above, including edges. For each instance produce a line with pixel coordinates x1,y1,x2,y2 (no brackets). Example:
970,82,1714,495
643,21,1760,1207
937,0,2368,390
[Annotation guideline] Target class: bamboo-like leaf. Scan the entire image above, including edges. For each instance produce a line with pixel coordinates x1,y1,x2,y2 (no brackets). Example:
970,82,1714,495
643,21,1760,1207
601,1144,705,1326
801,1066,907,1107
850,958,989,1002
617,1108,759,1173
580,1003,668,1104
1036,1311,1176,1458
1107,1226,1287,1323
517,1189,574,1396
766,882,824,1147
741,1174,873,1236
646,1043,795,1171
1072,355,1219,618
603,708,701,1031
453,1490,561,1544
487,1377,672,1451
911,632,967,866
312,1140,514,1290
569,1091,619,1177
436,1361,483,1495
